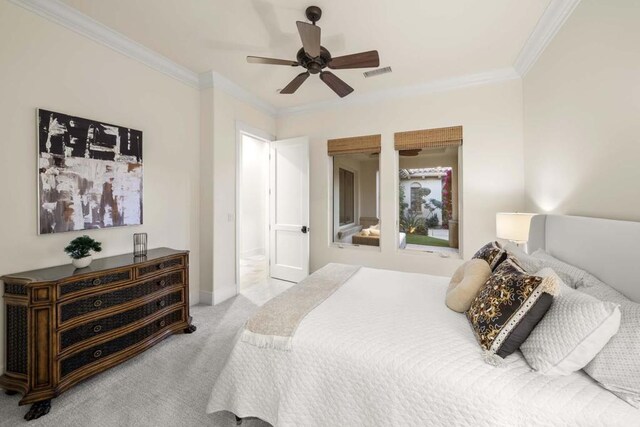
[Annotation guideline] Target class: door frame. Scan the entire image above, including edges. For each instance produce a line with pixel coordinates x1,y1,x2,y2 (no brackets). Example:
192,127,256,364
235,121,274,295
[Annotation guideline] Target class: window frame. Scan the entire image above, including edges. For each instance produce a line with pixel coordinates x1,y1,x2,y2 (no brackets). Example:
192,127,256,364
395,147,463,258
330,154,381,251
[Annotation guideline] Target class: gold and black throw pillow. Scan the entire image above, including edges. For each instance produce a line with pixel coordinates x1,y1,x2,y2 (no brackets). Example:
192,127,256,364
466,258,559,360
472,241,507,271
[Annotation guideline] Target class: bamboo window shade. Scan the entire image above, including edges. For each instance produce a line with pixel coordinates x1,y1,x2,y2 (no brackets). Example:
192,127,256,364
394,126,462,151
327,134,381,156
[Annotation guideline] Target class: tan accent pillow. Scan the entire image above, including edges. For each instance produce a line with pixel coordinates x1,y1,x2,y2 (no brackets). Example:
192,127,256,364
445,259,491,312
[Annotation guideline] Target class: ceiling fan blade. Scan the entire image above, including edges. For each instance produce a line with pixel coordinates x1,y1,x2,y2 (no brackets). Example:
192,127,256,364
329,50,380,69
399,149,421,157
296,21,321,58
280,72,310,94
247,56,298,66
319,71,354,98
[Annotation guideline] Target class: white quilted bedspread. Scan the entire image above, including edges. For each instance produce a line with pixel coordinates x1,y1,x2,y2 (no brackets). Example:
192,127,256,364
207,267,640,427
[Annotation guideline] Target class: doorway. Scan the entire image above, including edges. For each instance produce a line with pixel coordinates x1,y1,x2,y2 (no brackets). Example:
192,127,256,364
237,131,270,291
236,126,310,301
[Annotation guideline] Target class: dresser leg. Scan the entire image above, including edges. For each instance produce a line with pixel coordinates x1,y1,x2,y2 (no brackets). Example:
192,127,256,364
4,389,18,395
184,324,197,334
24,399,51,421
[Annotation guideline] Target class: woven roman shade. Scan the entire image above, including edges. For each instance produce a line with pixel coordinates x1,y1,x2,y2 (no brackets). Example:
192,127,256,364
327,134,381,156
394,126,462,150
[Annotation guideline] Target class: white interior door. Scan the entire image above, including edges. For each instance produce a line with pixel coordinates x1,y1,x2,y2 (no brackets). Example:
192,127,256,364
270,137,309,283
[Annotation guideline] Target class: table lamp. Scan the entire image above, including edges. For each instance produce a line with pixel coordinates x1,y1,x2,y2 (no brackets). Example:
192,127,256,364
496,213,536,246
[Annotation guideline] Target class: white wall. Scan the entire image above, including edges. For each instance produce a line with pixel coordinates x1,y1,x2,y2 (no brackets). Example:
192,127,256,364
523,0,640,220
0,2,200,371
240,134,269,257
277,80,525,276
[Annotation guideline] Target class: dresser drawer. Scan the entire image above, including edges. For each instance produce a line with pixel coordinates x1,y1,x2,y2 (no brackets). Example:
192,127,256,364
59,270,185,324
136,255,184,279
59,289,184,351
59,270,133,298
59,309,184,379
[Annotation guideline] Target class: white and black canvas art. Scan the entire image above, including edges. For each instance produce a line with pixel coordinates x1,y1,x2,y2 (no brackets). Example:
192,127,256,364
38,109,143,234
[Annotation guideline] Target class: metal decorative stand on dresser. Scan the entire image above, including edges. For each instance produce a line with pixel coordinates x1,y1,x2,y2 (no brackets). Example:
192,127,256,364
0,248,195,420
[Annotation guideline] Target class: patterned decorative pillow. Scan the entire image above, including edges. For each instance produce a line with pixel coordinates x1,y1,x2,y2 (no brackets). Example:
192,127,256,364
466,258,559,361
520,268,621,376
579,280,640,408
472,241,507,271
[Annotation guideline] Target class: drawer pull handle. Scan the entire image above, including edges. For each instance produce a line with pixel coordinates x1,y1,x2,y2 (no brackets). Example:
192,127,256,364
92,278,102,286
158,300,166,308
158,263,166,269
158,279,166,287
93,325,102,333
93,299,103,308
93,350,103,358
159,320,166,327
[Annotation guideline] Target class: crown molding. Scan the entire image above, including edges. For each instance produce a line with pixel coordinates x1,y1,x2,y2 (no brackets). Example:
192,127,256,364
277,67,520,117
199,71,277,117
11,0,574,118
514,0,581,76
10,0,200,87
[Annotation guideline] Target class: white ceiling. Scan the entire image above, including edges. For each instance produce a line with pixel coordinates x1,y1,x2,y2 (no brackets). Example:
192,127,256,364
60,0,551,109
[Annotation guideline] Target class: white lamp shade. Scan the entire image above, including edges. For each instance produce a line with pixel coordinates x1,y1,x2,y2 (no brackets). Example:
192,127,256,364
496,213,536,243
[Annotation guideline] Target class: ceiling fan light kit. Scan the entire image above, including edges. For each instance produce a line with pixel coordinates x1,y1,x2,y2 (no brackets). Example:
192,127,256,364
247,6,380,98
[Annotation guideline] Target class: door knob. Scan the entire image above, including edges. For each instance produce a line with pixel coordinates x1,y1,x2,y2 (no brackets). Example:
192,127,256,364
301,226,309,234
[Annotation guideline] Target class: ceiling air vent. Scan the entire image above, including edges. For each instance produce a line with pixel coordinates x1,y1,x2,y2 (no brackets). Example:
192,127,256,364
363,66,392,78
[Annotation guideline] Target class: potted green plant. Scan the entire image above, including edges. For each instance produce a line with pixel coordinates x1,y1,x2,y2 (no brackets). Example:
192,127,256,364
64,235,102,268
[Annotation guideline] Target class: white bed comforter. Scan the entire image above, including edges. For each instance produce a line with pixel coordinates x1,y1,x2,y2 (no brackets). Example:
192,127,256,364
207,267,640,427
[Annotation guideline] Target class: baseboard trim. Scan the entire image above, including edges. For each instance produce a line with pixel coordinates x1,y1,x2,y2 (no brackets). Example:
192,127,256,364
213,286,237,305
240,248,265,259
199,290,213,306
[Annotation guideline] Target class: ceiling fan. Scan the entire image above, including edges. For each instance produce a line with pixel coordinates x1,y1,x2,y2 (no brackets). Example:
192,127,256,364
246,6,380,98
372,149,421,157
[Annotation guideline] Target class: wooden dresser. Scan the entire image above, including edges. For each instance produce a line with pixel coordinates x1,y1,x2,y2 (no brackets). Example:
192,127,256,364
0,248,195,420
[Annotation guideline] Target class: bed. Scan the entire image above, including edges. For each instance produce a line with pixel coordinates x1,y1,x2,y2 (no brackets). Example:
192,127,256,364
207,215,640,426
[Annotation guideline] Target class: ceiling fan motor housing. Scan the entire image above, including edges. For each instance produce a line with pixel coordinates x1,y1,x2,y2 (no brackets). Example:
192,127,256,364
296,47,331,73
305,6,322,24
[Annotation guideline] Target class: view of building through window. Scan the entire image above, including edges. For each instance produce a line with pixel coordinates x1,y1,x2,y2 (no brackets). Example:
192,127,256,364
398,147,459,253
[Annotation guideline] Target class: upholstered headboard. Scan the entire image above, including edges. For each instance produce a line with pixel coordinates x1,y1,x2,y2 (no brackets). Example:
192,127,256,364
528,215,640,303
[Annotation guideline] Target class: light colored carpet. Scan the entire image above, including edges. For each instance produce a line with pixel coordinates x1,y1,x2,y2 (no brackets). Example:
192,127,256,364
0,296,271,427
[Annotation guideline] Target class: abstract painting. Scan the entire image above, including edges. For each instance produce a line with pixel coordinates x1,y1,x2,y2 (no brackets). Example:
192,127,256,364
38,109,143,234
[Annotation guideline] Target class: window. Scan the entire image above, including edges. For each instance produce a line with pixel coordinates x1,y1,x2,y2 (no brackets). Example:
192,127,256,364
395,126,462,254
338,168,354,225
328,135,381,248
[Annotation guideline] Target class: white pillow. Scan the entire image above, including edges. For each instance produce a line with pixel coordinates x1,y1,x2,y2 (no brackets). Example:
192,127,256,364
579,280,640,408
531,249,591,288
503,242,543,274
520,268,621,376
369,228,380,236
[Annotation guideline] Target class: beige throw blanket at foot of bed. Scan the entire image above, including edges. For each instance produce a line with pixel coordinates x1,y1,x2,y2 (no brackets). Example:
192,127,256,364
241,263,361,350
